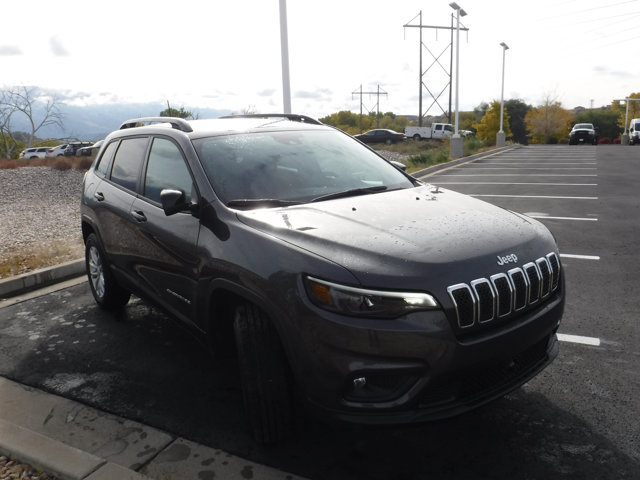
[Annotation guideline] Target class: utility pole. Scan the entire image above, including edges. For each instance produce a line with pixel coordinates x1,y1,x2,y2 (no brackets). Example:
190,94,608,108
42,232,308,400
404,10,468,126
352,84,388,132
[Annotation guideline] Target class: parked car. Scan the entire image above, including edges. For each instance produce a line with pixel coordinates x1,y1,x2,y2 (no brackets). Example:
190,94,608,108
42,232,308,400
569,123,597,145
63,141,93,156
45,144,69,158
81,114,564,444
354,129,407,144
629,118,640,145
77,140,103,156
19,147,49,159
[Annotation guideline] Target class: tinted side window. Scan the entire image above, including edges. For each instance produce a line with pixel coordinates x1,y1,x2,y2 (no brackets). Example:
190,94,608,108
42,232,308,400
144,137,194,204
110,137,148,192
96,141,118,176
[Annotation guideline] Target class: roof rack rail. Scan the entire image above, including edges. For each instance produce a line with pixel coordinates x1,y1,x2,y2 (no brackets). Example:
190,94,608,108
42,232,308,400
120,117,193,132
219,113,323,125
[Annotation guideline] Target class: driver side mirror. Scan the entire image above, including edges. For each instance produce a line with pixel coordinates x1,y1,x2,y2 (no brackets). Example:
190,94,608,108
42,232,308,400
160,189,192,216
390,160,407,171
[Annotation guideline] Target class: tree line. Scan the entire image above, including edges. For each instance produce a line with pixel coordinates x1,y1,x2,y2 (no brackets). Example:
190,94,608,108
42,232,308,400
319,93,639,146
464,93,639,145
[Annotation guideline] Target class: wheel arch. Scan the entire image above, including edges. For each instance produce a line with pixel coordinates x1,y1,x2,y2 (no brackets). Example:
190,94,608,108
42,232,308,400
204,278,293,362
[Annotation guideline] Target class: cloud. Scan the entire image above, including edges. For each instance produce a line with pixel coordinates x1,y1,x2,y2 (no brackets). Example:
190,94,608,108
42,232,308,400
592,65,634,79
295,89,332,100
0,45,22,56
49,36,69,56
257,88,277,97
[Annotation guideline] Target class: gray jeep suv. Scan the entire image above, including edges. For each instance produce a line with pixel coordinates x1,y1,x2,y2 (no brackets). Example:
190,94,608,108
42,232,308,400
81,115,564,443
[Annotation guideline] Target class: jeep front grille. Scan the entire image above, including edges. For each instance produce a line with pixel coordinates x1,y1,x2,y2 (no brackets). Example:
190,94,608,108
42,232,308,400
447,252,560,329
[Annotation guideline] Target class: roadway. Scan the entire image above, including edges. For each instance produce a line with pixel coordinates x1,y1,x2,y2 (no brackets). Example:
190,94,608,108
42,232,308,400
0,144,638,479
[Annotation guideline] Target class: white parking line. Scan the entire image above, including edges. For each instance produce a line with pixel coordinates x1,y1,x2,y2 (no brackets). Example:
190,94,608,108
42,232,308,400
529,216,598,222
471,194,598,200
435,174,598,177
436,182,597,186
558,333,601,346
559,253,600,260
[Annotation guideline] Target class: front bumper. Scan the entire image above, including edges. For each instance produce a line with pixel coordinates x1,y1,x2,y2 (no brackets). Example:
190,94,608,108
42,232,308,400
287,278,564,425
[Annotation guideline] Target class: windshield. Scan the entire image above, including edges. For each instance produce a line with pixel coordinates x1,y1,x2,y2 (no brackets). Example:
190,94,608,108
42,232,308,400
574,124,594,130
193,129,415,207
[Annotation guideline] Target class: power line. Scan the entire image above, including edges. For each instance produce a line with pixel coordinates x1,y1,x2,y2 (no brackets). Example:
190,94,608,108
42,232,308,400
351,85,388,132
403,10,469,126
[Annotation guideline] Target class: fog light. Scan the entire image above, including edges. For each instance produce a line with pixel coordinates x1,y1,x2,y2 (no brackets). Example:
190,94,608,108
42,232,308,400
353,376,367,389
345,373,418,403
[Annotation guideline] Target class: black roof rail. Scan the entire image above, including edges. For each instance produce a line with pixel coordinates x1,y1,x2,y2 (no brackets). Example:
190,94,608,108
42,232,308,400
219,113,323,125
120,117,193,132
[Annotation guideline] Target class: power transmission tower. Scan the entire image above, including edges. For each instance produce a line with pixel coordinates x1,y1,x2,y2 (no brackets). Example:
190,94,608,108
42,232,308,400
403,10,468,126
352,84,388,132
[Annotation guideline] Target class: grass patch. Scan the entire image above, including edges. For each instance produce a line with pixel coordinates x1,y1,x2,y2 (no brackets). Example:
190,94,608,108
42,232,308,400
371,136,492,173
0,241,84,279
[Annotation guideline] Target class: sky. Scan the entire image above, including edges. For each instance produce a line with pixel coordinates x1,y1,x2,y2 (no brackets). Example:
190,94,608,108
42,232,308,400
1,0,638,119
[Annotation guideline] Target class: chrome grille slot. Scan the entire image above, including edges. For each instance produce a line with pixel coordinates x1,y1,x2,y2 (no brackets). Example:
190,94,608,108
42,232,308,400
546,252,560,291
491,273,512,318
471,279,495,323
536,258,552,297
447,252,561,331
448,284,475,328
508,268,528,311
524,262,541,304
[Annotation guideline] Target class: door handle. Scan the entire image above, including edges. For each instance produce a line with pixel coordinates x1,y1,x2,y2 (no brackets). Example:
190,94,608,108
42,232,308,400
131,210,147,222
94,192,105,201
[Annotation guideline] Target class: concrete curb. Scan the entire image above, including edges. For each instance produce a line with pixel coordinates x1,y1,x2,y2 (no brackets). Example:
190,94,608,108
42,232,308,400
0,259,85,299
0,418,149,480
412,144,521,179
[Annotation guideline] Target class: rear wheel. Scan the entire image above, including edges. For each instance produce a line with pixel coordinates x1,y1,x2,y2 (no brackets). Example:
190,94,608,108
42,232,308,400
413,134,421,141
233,303,291,444
85,233,130,310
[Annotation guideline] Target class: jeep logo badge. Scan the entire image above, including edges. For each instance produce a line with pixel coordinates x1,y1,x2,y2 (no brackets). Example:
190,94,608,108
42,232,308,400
497,254,518,266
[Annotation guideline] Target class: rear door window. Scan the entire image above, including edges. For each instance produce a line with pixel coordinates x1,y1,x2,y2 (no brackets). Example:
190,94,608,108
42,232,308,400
109,137,149,192
96,141,118,177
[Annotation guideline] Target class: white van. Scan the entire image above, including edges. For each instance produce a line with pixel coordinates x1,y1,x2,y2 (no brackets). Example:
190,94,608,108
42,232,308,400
629,118,640,145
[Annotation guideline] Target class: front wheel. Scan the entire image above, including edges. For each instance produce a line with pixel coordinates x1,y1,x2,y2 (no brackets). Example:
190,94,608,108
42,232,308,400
85,233,130,310
234,303,291,444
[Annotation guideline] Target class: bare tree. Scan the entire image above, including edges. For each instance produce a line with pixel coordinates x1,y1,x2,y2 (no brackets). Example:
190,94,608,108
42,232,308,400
0,86,64,150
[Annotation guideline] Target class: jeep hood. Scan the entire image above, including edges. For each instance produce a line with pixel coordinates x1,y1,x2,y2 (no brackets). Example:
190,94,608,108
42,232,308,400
235,185,557,286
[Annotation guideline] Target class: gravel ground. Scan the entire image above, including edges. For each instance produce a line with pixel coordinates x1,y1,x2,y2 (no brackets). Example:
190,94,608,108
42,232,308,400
0,166,85,278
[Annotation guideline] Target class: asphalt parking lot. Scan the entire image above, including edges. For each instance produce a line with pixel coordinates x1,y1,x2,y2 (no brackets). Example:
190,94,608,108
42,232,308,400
0,144,638,479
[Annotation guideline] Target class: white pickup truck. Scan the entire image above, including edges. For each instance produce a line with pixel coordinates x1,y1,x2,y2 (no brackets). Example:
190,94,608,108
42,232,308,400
405,123,453,140
405,123,473,140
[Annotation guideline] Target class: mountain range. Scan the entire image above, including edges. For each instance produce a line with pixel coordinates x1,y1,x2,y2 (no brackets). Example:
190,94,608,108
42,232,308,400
14,102,232,142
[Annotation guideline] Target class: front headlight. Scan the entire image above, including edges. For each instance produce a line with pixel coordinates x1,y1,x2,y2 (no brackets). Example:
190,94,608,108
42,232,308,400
304,276,439,319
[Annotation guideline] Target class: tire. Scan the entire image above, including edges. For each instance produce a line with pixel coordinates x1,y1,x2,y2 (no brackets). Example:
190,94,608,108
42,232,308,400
233,303,291,444
85,233,131,310
413,134,421,141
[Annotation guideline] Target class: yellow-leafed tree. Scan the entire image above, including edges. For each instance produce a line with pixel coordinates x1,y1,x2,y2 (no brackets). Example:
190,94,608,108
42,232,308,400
610,92,640,131
473,101,511,146
525,97,573,144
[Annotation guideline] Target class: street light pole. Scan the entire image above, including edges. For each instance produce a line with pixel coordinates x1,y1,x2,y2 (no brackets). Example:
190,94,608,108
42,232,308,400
497,42,509,147
449,2,466,159
279,0,292,114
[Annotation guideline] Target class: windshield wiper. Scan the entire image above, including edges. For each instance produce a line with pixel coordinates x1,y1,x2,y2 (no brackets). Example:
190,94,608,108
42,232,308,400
311,185,388,203
227,198,303,209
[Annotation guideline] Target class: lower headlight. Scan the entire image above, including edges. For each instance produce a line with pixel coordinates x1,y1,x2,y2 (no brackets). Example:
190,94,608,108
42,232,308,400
304,276,439,319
